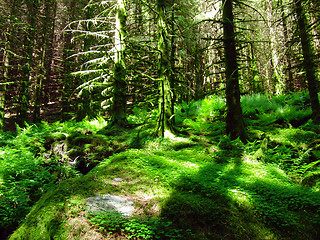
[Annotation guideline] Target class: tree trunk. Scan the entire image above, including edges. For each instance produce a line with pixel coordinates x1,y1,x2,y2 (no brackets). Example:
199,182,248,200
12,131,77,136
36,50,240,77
222,0,247,142
294,0,320,123
170,8,176,125
108,0,128,127
280,0,294,92
0,32,9,131
266,0,284,94
155,1,175,138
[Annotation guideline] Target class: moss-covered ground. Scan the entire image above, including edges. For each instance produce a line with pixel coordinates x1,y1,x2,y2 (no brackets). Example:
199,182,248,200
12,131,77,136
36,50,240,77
2,92,320,239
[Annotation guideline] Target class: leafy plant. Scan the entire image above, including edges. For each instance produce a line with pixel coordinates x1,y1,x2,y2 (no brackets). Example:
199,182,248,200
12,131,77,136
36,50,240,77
88,211,186,239
198,95,226,121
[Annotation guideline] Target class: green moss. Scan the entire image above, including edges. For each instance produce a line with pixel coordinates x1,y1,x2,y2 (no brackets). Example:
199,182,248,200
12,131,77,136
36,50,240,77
5,93,320,240
9,144,320,240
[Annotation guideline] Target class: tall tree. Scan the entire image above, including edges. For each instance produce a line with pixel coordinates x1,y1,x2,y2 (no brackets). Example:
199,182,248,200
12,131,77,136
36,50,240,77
279,0,294,92
266,0,284,94
294,0,320,123
154,0,175,138
0,25,9,131
109,0,128,127
222,0,247,141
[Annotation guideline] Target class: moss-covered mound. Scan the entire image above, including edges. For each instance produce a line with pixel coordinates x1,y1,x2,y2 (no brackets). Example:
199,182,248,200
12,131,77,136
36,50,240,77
9,138,320,240
5,93,320,239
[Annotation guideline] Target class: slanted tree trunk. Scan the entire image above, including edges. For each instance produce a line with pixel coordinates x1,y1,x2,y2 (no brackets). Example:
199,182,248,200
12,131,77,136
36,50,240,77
222,0,247,142
294,0,320,123
108,0,128,127
154,0,175,138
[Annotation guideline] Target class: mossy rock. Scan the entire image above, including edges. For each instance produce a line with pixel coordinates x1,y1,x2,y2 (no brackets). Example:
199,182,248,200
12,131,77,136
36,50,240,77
8,145,320,240
65,133,127,174
67,133,108,146
8,171,116,240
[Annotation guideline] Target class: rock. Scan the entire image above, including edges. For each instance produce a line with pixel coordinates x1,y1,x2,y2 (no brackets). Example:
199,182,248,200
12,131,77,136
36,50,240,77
113,178,123,182
87,194,134,217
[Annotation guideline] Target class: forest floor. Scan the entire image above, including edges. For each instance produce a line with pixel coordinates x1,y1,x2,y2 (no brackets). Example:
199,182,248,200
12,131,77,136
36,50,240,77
1,92,320,240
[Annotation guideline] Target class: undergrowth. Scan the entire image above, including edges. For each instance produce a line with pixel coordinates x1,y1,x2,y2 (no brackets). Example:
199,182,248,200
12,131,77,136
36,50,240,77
88,211,189,239
2,91,320,240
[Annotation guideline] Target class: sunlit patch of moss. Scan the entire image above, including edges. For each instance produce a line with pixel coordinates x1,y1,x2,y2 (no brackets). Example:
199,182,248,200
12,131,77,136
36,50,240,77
5,92,320,240
9,141,320,240
227,188,252,206
267,128,318,149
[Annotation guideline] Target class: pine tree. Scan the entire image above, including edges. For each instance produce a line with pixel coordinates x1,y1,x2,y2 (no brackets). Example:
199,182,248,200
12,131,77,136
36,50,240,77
222,0,247,141
108,0,128,127
154,0,175,138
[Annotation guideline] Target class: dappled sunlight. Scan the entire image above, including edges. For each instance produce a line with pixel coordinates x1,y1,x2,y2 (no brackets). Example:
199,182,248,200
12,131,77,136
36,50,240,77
88,117,108,129
165,156,201,170
267,128,318,149
227,188,251,206
164,129,176,139
243,156,261,165
4,91,320,240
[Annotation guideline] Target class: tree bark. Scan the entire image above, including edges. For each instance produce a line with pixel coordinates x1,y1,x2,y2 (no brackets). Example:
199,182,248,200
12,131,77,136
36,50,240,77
0,30,9,131
294,0,320,123
155,1,175,138
222,0,247,142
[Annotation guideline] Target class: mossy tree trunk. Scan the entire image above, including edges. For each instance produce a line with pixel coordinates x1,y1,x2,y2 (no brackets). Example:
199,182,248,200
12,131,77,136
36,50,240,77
294,0,320,123
222,0,247,142
154,0,175,138
169,8,176,125
108,0,128,127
